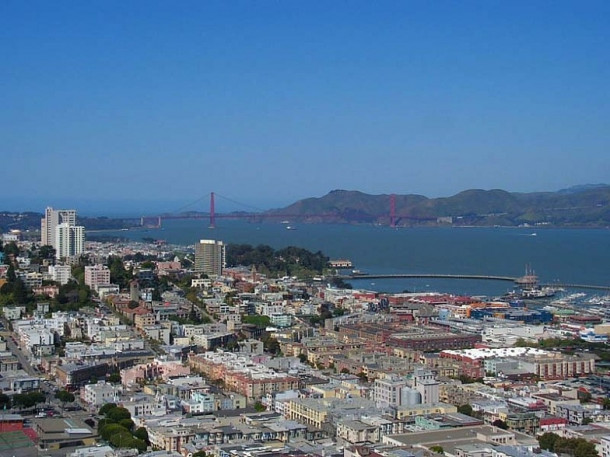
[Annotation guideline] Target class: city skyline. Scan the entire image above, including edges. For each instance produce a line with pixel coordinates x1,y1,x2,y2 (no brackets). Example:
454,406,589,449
2,1,609,214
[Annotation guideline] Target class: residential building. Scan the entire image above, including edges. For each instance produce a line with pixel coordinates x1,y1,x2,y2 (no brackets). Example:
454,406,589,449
49,264,72,285
41,207,76,248
84,264,111,289
182,391,216,414
55,223,85,259
600,435,610,457
194,239,225,276
81,381,121,406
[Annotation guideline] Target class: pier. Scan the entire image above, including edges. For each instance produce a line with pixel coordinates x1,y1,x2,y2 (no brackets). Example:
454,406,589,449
340,273,610,291
342,273,517,281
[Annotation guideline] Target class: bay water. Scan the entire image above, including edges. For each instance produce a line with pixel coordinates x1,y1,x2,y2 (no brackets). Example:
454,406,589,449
106,220,610,297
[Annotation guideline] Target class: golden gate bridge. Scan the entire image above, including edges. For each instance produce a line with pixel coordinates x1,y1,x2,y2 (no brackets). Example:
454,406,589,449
139,193,431,229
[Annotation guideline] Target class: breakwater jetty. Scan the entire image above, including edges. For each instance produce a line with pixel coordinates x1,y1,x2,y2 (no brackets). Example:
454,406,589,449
340,273,610,291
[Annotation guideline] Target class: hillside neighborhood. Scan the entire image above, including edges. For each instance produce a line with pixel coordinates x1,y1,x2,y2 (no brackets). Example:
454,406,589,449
0,209,609,457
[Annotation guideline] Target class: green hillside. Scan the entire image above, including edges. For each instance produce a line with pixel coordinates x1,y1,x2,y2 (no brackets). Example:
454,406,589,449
270,185,610,227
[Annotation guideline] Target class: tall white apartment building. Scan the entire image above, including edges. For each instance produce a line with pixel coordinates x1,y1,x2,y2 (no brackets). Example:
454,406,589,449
41,207,76,247
194,239,225,276
55,223,85,259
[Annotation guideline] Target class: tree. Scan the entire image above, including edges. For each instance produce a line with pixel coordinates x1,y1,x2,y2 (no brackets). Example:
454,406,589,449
119,418,135,431
39,245,56,261
106,406,131,423
492,419,508,430
430,445,444,454
253,401,266,412
538,432,560,451
109,429,133,448
55,390,75,405
12,278,29,304
262,335,280,355
100,423,128,441
134,427,149,443
574,440,598,457
3,242,19,258
0,393,10,410
108,372,121,383
457,404,474,417
99,403,117,415
6,264,16,282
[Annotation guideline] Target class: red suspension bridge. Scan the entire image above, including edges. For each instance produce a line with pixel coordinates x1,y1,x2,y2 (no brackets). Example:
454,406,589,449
139,193,423,229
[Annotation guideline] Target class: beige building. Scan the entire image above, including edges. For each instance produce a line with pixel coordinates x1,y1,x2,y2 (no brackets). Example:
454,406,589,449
395,402,457,420
285,398,330,429
194,239,225,276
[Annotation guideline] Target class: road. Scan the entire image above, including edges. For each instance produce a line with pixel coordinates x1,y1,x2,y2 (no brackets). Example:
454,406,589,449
0,329,37,377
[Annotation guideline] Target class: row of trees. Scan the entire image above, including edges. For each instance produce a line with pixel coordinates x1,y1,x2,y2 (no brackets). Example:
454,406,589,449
538,433,598,457
98,403,148,451
11,391,46,409
514,337,610,363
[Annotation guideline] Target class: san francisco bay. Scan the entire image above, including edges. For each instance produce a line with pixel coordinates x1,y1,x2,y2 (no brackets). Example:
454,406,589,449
107,220,610,297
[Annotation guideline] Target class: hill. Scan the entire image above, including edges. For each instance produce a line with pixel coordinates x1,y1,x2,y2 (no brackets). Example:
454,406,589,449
268,185,610,227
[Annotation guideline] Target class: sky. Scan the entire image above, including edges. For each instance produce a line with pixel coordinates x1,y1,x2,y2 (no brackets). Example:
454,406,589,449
1,1,609,215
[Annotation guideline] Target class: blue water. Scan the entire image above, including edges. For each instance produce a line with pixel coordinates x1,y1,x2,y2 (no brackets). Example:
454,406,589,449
106,220,610,297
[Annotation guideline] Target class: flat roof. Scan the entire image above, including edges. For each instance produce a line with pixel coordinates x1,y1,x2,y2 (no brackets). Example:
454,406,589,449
386,425,513,447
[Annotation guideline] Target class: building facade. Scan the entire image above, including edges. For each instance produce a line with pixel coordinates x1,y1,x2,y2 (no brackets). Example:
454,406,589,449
194,240,225,276
84,265,111,289
41,207,76,247
55,223,85,259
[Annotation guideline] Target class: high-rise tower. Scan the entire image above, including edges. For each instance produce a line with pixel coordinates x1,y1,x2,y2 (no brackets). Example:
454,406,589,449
194,240,225,276
41,207,84,259
41,207,76,247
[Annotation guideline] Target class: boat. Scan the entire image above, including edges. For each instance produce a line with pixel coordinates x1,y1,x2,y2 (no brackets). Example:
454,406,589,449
286,226,297,230
521,287,556,299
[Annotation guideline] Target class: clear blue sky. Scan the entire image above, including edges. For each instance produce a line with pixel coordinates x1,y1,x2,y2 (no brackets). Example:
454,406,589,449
1,0,609,215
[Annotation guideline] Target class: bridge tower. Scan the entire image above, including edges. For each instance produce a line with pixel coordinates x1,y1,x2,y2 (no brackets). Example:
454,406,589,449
209,192,216,229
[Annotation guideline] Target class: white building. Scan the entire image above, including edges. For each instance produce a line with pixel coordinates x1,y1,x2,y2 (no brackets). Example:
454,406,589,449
182,391,216,414
373,375,424,408
600,435,610,457
413,368,439,404
97,284,120,299
41,207,76,248
81,381,121,406
56,223,85,259
49,264,72,285
122,395,167,417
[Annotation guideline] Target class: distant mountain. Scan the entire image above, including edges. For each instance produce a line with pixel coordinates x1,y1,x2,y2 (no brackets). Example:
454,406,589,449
267,185,610,227
557,183,609,194
0,212,136,233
